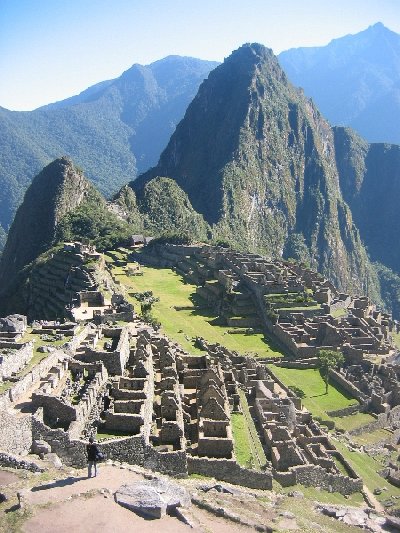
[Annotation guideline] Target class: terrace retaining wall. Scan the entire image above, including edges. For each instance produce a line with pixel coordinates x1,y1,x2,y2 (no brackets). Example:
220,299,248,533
187,456,272,490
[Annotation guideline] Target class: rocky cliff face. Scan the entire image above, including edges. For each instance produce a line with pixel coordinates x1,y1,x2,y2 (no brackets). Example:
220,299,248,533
334,127,400,275
131,44,380,299
0,157,92,289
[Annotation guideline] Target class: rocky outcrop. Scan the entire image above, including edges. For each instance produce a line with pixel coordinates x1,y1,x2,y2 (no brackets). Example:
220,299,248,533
115,478,190,519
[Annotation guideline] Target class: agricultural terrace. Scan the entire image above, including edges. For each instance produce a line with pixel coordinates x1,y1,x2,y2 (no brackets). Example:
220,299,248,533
111,262,284,358
269,365,375,431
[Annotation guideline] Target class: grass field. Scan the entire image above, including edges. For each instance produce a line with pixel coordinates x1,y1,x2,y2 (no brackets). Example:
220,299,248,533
269,366,357,417
268,365,376,431
112,264,284,357
231,413,254,467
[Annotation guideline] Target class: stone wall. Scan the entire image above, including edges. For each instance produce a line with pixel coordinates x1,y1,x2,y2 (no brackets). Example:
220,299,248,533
0,341,33,381
144,447,188,476
93,310,135,325
32,408,87,468
291,464,363,495
99,436,145,465
187,457,272,490
0,409,32,454
348,412,387,436
329,369,367,402
327,404,363,418
0,451,43,472
0,351,63,410
273,464,362,495
275,359,318,369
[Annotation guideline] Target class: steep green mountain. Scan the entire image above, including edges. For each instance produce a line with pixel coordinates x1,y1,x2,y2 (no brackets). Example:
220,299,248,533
279,23,400,144
0,157,132,300
334,126,400,274
0,56,218,241
131,43,380,301
116,177,210,241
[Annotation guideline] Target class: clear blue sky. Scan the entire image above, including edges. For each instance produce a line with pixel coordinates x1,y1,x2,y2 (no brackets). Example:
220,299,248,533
1,0,399,110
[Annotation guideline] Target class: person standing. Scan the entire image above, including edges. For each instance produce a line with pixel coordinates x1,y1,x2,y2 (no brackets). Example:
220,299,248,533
86,437,100,478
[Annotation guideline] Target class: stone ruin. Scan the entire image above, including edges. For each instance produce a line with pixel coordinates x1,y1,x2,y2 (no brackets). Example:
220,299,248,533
0,242,398,497
0,308,366,495
0,314,32,382
138,243,395,364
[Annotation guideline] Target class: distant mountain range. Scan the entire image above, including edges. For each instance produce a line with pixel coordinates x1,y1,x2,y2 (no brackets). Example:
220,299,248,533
0,56,218,246
279,22,400,144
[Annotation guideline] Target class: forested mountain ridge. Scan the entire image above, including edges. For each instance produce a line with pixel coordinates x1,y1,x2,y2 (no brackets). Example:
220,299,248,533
279,22,400,144
129,43,381,301
0,56,218,246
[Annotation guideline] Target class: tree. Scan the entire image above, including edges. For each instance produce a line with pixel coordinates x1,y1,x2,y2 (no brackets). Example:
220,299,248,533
132,291,159,314
318,349,344,394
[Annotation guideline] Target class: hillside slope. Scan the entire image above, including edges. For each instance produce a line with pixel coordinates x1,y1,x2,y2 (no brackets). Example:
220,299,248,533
0,157,132,300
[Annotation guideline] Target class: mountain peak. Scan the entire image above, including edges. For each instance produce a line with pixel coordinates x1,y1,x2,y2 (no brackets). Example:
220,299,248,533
0,157,93,290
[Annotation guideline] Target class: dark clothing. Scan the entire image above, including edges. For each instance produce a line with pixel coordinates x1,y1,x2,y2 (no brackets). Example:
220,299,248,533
86,443,99,462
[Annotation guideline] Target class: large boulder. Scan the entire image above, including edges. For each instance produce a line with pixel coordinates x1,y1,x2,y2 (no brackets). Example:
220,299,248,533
115,478,190,519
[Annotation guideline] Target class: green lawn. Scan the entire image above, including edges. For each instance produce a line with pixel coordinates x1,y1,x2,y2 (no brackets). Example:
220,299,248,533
238,390,267,470
112,264,284,357
231,413,254,468
333,411,376,432
391,330,400,350
331,307,348,318
268,365,371,430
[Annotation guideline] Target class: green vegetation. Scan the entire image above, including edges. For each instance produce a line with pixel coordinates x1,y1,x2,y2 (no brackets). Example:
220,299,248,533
318,349,344,393
56,188,134,251
332,411,375,432
96,429,133,440
351,428,393,446
231,413,254,468
334,440,400,505
238,390,267,470
0,56,217,250
269,366,361,427
137,177,210,242
331,307,348,318
112,264,284,357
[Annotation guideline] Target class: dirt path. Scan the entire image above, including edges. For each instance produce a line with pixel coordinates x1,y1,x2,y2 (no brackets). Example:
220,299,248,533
22,465,251,533
25,465,143,505
23,493,191,533
363,485,385,513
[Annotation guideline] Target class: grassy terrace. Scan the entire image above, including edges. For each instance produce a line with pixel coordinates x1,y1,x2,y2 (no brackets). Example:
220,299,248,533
112,264,284,357
334,440,400,505
269,365,375,430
